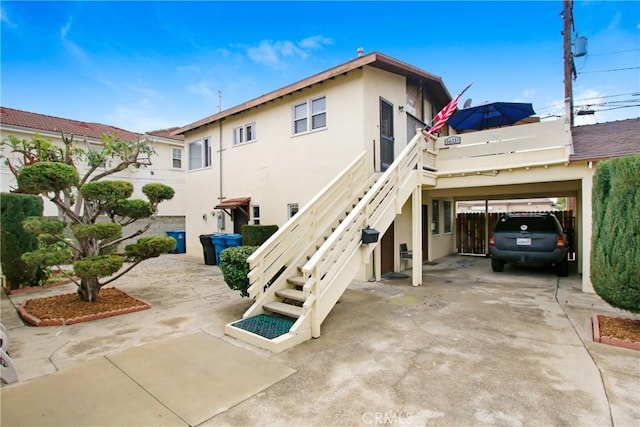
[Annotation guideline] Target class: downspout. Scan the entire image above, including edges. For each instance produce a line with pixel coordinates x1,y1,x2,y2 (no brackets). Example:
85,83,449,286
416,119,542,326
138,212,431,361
218,119,224,204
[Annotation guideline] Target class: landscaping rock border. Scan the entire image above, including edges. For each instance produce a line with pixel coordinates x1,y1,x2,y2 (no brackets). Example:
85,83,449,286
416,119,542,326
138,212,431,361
592,314,640,351
17,289,151,326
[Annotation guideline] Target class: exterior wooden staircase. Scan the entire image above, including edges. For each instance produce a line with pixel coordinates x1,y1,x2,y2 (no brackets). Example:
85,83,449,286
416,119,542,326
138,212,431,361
224,131,427,352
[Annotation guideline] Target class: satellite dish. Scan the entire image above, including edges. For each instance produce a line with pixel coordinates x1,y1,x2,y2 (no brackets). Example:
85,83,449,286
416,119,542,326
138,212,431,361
463,98,472,108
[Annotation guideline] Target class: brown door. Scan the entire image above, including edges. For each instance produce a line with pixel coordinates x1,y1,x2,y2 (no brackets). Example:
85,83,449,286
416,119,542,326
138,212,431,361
380,222,395,274
422,205,429,261
233,204,249,233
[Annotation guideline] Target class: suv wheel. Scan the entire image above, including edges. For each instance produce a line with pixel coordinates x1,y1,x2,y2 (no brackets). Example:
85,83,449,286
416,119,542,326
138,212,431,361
491,258,505,272
556,258,569,277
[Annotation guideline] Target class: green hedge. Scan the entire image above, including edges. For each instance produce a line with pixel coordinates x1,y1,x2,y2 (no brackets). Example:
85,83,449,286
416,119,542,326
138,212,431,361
591,154,640,312
218,245,258,297
0,193,43,288
241,224,278,246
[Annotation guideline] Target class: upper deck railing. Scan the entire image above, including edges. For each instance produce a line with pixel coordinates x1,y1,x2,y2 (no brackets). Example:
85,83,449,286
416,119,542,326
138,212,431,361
432,120,571,175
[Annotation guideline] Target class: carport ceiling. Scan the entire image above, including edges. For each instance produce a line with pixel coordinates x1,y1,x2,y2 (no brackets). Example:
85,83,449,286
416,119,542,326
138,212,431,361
426,180,582,200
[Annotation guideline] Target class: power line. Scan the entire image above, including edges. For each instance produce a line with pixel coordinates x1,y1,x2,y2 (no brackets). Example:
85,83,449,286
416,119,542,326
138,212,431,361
587,48,640,57
574,92,640,102
578,66,640,74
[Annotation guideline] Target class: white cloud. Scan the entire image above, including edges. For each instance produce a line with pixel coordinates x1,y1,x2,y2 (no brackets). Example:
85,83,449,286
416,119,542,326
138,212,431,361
187,80,214,99
60,16,89,63
246,35,334,68
60,17,72,39
0,6,17,28
298,35,334,50
106,101,177,133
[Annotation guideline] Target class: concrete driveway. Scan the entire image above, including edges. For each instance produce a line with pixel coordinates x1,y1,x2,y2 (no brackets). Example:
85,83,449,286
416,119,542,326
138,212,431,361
1,254,638,426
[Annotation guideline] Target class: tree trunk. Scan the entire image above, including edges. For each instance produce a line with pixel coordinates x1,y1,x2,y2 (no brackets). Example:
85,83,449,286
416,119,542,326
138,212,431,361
77,277,100,302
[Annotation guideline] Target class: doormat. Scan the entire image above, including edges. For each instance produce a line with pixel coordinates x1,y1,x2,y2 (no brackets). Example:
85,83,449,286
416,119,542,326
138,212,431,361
232,314,294,339
382,272,410,280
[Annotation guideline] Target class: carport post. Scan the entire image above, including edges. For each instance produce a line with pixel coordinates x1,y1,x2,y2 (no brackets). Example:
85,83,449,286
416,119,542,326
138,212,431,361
485,199,489,255
412,185,422,286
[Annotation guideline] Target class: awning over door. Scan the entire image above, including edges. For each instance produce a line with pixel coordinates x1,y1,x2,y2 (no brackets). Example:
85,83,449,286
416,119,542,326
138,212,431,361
215,197,251,217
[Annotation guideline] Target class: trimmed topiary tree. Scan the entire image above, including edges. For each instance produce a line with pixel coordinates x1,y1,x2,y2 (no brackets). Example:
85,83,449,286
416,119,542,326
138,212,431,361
240,224,279,246
0,193,44,288
218,245,258,297
591,154,640,312
3,132,176,302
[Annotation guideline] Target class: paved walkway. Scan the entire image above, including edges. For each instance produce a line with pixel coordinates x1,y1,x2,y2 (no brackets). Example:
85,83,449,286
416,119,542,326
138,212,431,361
1,254,638,426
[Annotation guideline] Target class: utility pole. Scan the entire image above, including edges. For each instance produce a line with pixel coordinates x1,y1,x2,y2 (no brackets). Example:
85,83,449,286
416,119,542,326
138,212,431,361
563,0,575,128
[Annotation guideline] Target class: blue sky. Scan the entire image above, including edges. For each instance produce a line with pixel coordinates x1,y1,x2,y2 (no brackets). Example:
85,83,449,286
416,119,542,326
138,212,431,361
1,1,638,133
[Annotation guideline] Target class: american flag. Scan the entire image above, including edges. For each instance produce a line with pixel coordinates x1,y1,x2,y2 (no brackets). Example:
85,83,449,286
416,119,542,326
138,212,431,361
425,83,473,135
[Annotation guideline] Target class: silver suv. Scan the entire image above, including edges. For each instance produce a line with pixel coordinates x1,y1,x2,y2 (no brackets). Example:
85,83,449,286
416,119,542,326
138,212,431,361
489,212,569,277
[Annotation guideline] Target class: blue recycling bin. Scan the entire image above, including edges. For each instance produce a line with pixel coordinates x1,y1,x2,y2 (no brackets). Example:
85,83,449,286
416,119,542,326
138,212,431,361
211,234,227,265
225,233,243,248
166,230,186,254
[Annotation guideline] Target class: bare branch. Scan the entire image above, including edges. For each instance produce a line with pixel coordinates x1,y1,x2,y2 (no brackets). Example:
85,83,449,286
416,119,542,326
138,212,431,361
98,259,143,287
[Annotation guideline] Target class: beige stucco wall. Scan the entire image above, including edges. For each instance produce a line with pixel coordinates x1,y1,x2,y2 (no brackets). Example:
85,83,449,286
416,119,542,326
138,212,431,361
0,127,186,218
182,65,414,257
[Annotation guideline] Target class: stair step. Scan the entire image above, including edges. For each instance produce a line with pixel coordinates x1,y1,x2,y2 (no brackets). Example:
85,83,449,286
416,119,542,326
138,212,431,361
263,302,303,319
276,288,306,302
287,276,306,287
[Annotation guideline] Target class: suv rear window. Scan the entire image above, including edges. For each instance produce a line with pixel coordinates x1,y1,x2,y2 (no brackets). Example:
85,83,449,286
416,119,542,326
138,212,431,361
494,215,559,233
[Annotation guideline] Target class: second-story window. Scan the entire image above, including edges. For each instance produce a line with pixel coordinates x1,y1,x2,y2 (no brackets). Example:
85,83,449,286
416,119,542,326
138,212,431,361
233,123,256,146
188,137,211,170
293,96,326,135
172,148,182,169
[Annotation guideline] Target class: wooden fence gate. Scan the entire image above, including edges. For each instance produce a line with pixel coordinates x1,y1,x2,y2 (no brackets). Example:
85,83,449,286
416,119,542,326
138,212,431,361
456,210,575,256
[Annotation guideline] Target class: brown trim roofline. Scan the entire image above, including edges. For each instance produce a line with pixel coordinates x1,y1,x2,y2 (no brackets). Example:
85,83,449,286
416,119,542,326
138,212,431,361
172,52,451,136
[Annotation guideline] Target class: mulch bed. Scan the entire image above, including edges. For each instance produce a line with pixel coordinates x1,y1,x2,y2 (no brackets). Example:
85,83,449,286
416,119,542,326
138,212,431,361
593,314,640,351
18,288,150,326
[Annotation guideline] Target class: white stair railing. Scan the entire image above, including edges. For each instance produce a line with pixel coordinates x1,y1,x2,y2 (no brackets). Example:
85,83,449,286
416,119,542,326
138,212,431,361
245,153,369,302
299,130,425,336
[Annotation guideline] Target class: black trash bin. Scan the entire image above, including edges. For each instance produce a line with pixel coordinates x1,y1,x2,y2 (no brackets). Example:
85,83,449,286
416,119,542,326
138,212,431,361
198,234,217,265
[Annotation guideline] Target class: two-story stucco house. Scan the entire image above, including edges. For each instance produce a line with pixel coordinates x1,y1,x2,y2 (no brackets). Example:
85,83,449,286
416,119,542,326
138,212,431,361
0,106,186,235
172,51,638,353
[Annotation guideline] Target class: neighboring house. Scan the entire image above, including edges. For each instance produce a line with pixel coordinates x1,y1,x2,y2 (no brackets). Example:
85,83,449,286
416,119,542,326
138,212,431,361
0,106,186,236
180,51,634,352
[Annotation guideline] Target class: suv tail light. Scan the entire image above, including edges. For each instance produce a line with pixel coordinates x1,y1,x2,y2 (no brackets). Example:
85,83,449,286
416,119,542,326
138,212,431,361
556,235,566,249
489,233,495,246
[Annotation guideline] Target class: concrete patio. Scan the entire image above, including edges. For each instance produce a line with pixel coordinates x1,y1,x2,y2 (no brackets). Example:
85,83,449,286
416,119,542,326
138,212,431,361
1,254,638,426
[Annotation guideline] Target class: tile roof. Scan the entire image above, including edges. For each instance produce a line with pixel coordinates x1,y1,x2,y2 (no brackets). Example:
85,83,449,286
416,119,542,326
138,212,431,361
145,127,184,141
571,118,640,162
1,107,183,142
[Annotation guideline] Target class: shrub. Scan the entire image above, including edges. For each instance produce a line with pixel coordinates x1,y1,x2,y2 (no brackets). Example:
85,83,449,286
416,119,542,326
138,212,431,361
218,245,258,297
591,154,640,312
74,255,123,278
16,162,79,194
241,224,278,246
142,183,175,205
0,193,43,288
124,236,176,259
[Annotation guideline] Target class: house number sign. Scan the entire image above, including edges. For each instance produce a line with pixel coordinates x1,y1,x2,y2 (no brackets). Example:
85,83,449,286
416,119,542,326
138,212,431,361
444,136,461,146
